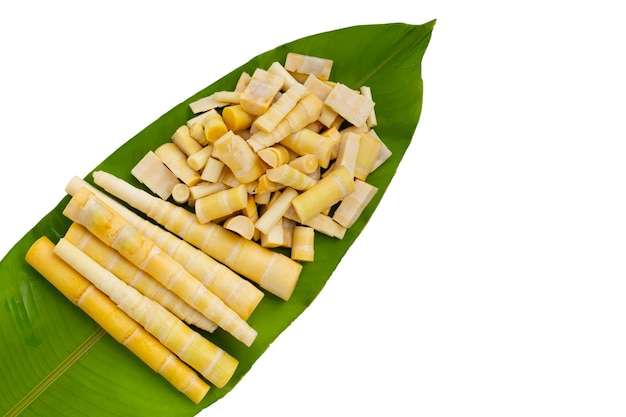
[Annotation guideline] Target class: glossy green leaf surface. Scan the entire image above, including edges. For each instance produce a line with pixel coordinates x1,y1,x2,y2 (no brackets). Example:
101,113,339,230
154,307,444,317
0,21,435,416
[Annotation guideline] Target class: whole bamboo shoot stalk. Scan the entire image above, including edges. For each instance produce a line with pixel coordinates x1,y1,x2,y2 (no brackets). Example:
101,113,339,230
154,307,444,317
65,176,264,320
53,238,238,388
25,237,210,404
63,187,257,346
92,170,302,301
64,223,217,332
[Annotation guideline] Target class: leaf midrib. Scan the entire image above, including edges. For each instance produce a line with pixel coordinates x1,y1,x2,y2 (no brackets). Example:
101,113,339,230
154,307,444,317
3,328,105,417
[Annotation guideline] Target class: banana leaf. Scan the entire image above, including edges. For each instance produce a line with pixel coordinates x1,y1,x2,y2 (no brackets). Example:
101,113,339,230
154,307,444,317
0,21,435,416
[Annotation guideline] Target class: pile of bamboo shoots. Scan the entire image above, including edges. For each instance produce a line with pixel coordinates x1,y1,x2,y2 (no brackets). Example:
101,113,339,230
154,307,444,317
25,52,391,404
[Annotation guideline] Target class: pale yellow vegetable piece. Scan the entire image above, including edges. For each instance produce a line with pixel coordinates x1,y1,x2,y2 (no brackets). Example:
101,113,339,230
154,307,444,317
92,171,302,301
222,104,256,132
291,226,315,262
366,129,393,171
171,125,203,157
335,131,360,178
63,187,257,346
320,126,342,160
213,91,241,105
155,143,201,187
254,187,299,235
267,61,299,91
64,223,217,332
188,122,207,145
234,71,252,92
280,128,334,169
189,181,228,202
223,215,256,240
242,195,261,241
195,184,248,224
171,183,190,204
256,173,285,194
186,144,213,172
251,83,307,133
291,165,356,223
285,52,333,80
257,144,290,168
247,93,323,152
265,164,316,191
189,94,223,114
66,176,264,321
53,238,238,388
240,68,284,115
212,131,267,184
202,109,229,144
324,82,375,127
284,206,347,239
25,237,211,404
333,179,379,229
303,74,333,100
260,217,287,248
355,131,384,181
131,151,180,200
288,154,319,175
360,86,378,128
201,157,225,183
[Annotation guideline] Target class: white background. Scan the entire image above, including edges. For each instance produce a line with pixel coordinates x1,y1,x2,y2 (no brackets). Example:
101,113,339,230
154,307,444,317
1,1,626,416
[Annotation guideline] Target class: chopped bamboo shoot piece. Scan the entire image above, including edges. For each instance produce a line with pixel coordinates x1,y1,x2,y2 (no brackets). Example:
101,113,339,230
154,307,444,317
335,131,360,178
251,83,307,133
291,226,315,261
265,164,316,191
240,68,284,115
223,215,256,240
267,61,299,90
212,131,267,184
291,165,356,223
53,238,238,388
25,237,210,404
202,109,229,144
200,157,225,183
222,104,256,132
280,128,334,169
63,187,257,346
355,131,384,181
155,143,201,187
131,151,180,200
254,187,299,235
189,181,228,202
172,183,190,205
257,144,290,169
288,154,318,175
187,144,213,172
333,179,378,228
284,206,347,239
285,52,333,80
195,184,248,224
324,82,375,127
172,125,203,156
360,85,378,128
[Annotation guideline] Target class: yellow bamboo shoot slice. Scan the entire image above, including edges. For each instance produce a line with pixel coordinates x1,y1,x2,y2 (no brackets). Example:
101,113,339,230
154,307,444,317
224,215,256,240
131,151,180,200
25,237,210,404
355,131,384,181
65,176,264,320
222,104,256,132
186,144,213,172
92,171,302,301
254,187,299,235
53,238,238,388
290,165,356,223
251,83,307,133
195,184,248,224
280,128,334,169
288,154,319,175
324,82,375,127
360,85,378,128
335,131,361,178
202,109,229,144
63,187,257,346
155,142,201,187
171,125,203,157
265,164,316,191
171,183,190,204
284,206,347,239
285,52,333,80
267,61,299,91
200,157,225,183
240,68,284,115
291,226,315,262
257,144,290,168
212,131,267,185
332,179,378,229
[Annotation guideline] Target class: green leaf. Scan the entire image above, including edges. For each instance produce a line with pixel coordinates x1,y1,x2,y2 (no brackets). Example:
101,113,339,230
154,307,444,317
0,21,435,416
